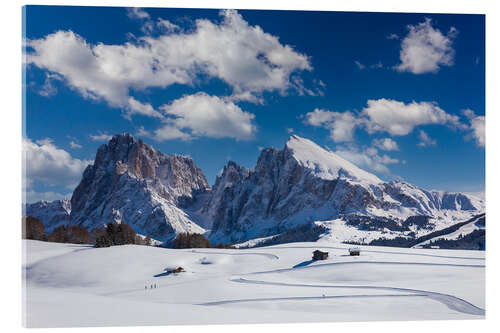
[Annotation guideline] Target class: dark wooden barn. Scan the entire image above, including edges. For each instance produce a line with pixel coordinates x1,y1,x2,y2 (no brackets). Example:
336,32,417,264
312,250,328,260
349,248,361,256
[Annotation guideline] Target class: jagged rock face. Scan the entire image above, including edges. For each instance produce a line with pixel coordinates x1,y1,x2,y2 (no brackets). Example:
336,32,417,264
206,142,383,243
26,134,484,246
207,136,484,244
69,133,210,240
25,200,71,233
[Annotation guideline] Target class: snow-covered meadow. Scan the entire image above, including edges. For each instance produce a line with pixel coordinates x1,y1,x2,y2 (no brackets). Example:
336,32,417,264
23,239,484,327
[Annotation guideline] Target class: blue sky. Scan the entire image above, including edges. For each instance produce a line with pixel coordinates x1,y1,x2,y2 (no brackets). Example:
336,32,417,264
22,6,485,203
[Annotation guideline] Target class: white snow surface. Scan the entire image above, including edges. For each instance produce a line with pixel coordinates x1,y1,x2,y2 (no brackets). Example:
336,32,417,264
23,239,484,327
286,135,383,184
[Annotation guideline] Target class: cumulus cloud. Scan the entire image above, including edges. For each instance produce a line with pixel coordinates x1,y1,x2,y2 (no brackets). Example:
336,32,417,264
469,116,485,147
69,141,82,149
417,130,437,147
156,19,181,33
336,146,399,174
462,109,485,147
25,10,313,119
126,7,150,20
372,138,399,151
395,18,457,74
23,138,91,189
89,132,113,142
305,99,464,144
151,125,192,141
152,93,256,141
362,98,464,136
304,99,475,150
304,109,361,142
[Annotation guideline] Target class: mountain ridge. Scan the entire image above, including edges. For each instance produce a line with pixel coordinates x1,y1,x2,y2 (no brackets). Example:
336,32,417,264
25,133,484,247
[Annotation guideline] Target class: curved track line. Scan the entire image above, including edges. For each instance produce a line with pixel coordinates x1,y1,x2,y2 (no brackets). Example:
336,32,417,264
229,277,485,316
250,260,484,275
189,250,279,260
199,294,425,306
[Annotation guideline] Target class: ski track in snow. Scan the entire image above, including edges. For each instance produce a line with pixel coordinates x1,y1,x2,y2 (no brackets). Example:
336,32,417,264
216,278,485,316
268,245,485,261
199,294,425,306
189,249,279,260
250,260,485,275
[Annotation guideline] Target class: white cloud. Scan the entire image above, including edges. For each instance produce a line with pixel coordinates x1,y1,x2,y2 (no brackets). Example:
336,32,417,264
372,138,399,151
336,147,399,174
462,109,485,147
469,116,485,147
23,138,91,189
304,99,472,149
126,7,150,20
362,98,464,136
89,132,113,142
304,108,361,142
126,97,163,119
38,73,59,97
387,33,399,40
152,92,257,141
24,189,71,204
152,125,192,141
417,130,437,147
157,19,181,33
26,10,313,118
286,128,294,134
395,18,457,74
305,99,464,143
354,60,366,70
69,141,82,149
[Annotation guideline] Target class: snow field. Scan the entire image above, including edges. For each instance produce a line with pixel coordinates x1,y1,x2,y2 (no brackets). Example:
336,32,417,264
23,240,485,327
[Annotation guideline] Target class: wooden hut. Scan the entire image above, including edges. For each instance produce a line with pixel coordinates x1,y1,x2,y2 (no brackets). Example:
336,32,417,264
348,248,361,256
167,267,184,274
312,250,328,260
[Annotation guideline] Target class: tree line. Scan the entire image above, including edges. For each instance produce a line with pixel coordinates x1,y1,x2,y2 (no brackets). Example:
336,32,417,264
22,216,234,249
171,232,234,249
22,216,152,247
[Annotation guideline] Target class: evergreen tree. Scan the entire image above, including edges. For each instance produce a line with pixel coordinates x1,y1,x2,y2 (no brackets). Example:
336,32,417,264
22,216,46,241
173,233,211,249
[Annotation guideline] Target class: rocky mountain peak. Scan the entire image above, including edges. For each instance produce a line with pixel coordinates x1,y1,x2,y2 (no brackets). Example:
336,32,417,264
217,161,249,187
25,199,71,233
284,135,382,184
69,133,209,240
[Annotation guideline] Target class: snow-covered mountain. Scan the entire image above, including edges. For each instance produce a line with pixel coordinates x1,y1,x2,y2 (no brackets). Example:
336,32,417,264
25,134,484,247
206,135,484,244
25,199,71,233
67,133,209,240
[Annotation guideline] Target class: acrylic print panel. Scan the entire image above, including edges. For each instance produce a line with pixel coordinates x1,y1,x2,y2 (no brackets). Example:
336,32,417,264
22,5,485,327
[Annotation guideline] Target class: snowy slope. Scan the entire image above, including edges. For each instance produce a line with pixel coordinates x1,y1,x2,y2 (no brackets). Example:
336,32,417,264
286,135,382,184
23,240,484,327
